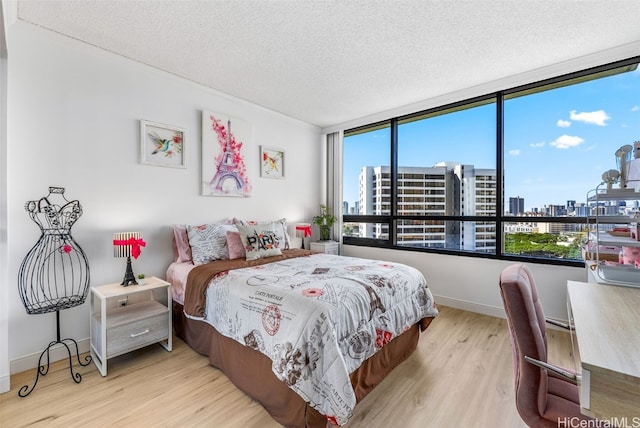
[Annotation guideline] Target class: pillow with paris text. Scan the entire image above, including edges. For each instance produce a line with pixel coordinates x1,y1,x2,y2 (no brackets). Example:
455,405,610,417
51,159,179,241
233,217,291,250
235,223,283,261
187,223,237,265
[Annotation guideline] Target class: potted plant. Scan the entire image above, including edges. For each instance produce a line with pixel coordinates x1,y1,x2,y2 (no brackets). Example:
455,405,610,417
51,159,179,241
137,273,146,285
313,205,337,241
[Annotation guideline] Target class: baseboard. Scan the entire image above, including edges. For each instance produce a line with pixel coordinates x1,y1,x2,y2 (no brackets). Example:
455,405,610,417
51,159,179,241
433,294,506,319
10,338,90,375
434,294,570,330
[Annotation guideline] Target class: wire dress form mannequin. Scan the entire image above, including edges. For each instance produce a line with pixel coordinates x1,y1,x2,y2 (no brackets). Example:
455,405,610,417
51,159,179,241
17,186,91,397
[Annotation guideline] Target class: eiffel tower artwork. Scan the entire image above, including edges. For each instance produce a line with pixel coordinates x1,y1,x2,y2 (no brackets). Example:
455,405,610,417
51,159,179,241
202,112,252,197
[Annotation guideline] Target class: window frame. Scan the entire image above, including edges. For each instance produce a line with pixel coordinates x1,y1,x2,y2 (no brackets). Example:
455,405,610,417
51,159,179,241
342,56,640,267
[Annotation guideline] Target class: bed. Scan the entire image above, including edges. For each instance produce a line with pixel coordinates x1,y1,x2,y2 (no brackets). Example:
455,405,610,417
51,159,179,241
167,221,438,427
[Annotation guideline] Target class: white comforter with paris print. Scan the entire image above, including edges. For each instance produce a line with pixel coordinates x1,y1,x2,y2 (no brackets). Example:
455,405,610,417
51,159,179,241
200,253,438,426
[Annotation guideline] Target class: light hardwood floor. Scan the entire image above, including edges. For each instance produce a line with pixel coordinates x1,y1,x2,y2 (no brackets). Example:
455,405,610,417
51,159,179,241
0,306,575,428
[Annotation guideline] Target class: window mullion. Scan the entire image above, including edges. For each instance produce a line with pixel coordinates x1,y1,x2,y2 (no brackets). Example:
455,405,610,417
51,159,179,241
496,91,504,257
390,118,398,245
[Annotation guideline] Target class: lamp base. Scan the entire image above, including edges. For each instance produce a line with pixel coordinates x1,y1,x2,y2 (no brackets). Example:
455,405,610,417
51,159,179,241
121,256,138,287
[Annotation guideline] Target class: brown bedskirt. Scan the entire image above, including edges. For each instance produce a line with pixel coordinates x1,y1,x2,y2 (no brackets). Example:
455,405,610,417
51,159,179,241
173,302,433,428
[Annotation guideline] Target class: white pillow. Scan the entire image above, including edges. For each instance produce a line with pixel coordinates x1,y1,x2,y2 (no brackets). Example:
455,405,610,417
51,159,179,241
233,217,291,250
235,222,283,261
187,224,237,265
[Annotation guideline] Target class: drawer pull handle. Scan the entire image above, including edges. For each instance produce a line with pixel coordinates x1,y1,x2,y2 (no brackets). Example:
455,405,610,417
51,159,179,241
130,329,150,338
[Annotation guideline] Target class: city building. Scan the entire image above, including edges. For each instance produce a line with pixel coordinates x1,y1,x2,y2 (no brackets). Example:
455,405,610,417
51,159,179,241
508,197,524,215
358,163,497,251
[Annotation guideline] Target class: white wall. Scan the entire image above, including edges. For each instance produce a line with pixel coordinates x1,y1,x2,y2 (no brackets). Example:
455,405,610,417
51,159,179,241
5,21,321,374
0,0,9,393
342,245,586,322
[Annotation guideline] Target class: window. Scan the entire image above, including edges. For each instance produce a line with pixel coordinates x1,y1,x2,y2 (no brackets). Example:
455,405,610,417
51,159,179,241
342,56,640,265
396,100,496,251
502,60,639,261
343,124,391,240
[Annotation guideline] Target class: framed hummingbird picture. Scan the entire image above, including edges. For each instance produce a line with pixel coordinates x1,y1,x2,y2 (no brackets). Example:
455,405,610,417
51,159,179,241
140,120,186,168
260,146,285,179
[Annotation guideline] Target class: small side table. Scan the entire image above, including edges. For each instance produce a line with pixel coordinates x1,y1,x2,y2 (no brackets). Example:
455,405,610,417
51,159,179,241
89,276,172,376
310,240,340,255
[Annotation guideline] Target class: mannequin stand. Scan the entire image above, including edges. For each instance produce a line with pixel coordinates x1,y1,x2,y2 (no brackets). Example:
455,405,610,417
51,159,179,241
18,311,91,397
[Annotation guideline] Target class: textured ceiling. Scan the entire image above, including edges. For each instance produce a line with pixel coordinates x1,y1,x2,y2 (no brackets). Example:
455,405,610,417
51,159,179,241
15,0,640,128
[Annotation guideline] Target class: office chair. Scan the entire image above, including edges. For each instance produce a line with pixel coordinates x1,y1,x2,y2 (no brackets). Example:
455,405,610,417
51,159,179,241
499,263,594,428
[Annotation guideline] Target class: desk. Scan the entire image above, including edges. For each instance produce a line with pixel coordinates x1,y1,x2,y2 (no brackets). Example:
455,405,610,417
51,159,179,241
567,281,640,420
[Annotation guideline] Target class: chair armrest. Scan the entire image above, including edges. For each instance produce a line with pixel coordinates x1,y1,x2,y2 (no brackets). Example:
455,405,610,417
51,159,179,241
545,317,573,331
524,355,578,384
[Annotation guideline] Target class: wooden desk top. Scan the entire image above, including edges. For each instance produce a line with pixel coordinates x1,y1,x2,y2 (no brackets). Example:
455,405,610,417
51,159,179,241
567,280,640,420
568,281,640,377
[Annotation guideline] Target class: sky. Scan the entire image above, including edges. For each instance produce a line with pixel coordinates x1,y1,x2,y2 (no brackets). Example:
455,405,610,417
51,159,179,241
343,64,640,213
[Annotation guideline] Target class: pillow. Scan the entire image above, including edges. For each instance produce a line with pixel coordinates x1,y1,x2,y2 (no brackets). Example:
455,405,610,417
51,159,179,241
187,224,237,265
233,217,291,250
226,231,246,260
235,222,283,261
173,219,235,263
172,224,192,263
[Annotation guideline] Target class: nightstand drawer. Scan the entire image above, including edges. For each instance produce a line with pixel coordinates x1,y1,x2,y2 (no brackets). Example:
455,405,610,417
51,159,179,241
107,311,169,358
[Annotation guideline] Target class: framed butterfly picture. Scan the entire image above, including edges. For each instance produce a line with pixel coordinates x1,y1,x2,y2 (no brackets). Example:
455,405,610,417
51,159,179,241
260,146,285,179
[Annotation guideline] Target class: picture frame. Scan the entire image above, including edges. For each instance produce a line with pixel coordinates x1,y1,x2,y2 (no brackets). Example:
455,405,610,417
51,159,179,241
260,146,285,179
140,120,186,168
201,111,252,197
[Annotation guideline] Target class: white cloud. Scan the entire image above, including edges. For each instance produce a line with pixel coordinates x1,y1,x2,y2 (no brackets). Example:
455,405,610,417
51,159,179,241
569,110,610,126
509,149,521,156
550,134,584,149
632,105,639,112
557,119,571,128
530,142,545,148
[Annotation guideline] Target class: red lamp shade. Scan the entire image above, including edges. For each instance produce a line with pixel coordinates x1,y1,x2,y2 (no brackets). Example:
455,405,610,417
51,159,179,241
295,223,312,250
295,223,312,238
113,232,146,286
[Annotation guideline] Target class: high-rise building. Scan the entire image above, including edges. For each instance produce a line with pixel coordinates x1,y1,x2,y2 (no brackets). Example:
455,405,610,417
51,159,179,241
548,204,567,217
508,196,525,215
358,163,496,251
573,202,588,216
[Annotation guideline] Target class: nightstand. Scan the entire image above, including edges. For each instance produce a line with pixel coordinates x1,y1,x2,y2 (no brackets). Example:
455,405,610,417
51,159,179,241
310,240,340,255
90,276,172,376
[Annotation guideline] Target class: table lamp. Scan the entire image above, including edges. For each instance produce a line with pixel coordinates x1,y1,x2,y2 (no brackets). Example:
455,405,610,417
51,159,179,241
113,232,146,286
295,223,312,249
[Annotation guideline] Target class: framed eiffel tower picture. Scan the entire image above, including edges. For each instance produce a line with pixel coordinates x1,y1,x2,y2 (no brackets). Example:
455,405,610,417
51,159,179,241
201,111,252,197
